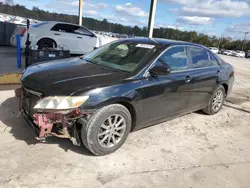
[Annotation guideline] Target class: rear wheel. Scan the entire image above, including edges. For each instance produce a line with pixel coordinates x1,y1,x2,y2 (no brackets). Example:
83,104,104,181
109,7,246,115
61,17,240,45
81,104,132,156
203,85,226,115
37,39,56,50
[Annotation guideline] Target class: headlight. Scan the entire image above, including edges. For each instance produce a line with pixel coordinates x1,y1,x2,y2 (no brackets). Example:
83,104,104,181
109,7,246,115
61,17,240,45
33,96,89,110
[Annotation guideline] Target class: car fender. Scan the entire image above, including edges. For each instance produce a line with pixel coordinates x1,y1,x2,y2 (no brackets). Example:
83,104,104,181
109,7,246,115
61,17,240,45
76,83,141,113
78,95,138,115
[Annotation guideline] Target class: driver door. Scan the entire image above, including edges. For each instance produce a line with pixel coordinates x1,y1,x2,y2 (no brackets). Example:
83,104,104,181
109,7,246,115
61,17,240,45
137,46,193,128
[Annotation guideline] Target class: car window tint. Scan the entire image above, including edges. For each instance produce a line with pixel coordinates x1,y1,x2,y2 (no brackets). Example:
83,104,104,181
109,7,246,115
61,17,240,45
159,46,188,71
209,53,220,66
189,47,213,68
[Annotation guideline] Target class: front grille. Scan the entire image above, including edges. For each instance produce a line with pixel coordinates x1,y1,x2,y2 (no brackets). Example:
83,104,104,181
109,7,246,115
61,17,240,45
22,87,42,116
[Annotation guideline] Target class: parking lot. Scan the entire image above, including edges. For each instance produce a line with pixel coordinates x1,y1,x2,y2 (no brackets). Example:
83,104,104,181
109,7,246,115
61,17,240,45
0,55,250,188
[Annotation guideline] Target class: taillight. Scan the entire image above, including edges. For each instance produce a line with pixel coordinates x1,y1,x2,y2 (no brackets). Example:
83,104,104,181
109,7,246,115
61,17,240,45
20,28,26,36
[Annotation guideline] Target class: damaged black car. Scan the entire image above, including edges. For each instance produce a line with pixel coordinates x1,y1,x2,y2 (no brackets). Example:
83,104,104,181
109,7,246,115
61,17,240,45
19,38,234,155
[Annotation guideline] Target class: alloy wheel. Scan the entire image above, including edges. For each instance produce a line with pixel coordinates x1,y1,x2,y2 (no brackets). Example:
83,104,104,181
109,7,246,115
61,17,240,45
97,114,126,148
212,90,224,112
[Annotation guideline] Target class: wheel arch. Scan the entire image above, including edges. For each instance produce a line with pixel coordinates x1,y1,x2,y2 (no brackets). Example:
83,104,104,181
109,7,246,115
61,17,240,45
116,101,137,131
221,83,228,95
36,37,57,47
90,97,137,132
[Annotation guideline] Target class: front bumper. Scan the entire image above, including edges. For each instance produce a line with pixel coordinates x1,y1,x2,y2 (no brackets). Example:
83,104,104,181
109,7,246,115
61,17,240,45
16,87,86,145
22,109,41,138
16,87,45,139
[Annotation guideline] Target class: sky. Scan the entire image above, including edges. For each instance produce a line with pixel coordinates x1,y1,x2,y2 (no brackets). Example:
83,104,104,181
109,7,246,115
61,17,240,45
11,0,250,39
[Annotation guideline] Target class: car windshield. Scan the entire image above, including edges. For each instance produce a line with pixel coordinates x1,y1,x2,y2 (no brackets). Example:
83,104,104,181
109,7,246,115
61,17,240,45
83,41,155,72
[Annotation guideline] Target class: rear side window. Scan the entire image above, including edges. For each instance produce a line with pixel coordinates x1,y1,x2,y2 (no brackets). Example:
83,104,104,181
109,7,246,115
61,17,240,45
212,53,224,65
189,47,213,68
158,46,188,71
74,26,93,36
209,53,220,66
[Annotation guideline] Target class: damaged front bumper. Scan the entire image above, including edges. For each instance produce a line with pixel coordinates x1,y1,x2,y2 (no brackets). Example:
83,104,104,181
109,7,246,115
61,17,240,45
16,87,91,146
23,110,84,145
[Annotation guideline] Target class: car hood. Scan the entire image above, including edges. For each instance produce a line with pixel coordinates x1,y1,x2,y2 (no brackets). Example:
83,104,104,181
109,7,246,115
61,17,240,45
21,57,130,96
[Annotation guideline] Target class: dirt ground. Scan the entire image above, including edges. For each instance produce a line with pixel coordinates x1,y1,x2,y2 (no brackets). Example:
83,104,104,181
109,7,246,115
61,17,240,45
0,55,250,188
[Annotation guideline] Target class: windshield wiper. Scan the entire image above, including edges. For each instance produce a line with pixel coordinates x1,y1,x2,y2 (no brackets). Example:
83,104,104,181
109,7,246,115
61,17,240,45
83,58,95,64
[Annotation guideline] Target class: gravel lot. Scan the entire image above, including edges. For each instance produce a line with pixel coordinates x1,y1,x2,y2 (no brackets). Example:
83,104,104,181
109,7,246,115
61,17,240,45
0,55,250,188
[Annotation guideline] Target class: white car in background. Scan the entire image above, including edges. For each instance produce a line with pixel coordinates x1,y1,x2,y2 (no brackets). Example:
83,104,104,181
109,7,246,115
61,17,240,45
10,21,117,54
232,50,245,58
223,50,233,56
209,47,219,54
0,15,5,22
8,16,27,26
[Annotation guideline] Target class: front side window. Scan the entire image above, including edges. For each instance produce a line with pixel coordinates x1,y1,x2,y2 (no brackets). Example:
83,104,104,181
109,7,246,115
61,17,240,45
83,42,155,72
189,47,213,68
158,46,188,71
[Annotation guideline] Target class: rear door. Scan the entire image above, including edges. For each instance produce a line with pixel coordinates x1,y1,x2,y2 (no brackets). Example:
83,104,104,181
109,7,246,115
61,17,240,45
72,26,97,54
50,23,79,53
187,46,221,110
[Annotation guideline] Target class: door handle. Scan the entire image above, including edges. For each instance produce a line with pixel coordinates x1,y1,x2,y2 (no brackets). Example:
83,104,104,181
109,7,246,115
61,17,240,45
185,76,191,83
77,36,82,39
217,70,221,75
54,33,60,36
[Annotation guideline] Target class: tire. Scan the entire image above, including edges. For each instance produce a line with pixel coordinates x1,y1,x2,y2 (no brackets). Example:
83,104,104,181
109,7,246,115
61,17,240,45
37,39,56,50
81,104,132,156
203,85,226,115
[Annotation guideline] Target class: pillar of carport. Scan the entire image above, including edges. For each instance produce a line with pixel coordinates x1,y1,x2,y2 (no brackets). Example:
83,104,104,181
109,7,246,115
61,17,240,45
77,0,157,37
148,0,157,38
78,0,83,26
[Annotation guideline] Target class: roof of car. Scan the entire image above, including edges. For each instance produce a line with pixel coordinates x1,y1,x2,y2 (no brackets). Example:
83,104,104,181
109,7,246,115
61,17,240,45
42,21,81,26
121,37,206,48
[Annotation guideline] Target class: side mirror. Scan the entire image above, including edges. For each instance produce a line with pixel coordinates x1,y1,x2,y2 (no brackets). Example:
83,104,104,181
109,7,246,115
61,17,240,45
149,65,171,76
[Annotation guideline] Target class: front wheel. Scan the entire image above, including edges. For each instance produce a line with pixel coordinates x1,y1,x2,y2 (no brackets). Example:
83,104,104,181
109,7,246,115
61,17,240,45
81,104,132,156
203,85,226,115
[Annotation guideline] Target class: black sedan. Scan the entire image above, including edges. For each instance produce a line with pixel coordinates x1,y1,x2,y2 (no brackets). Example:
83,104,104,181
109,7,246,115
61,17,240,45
20,38,234,155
